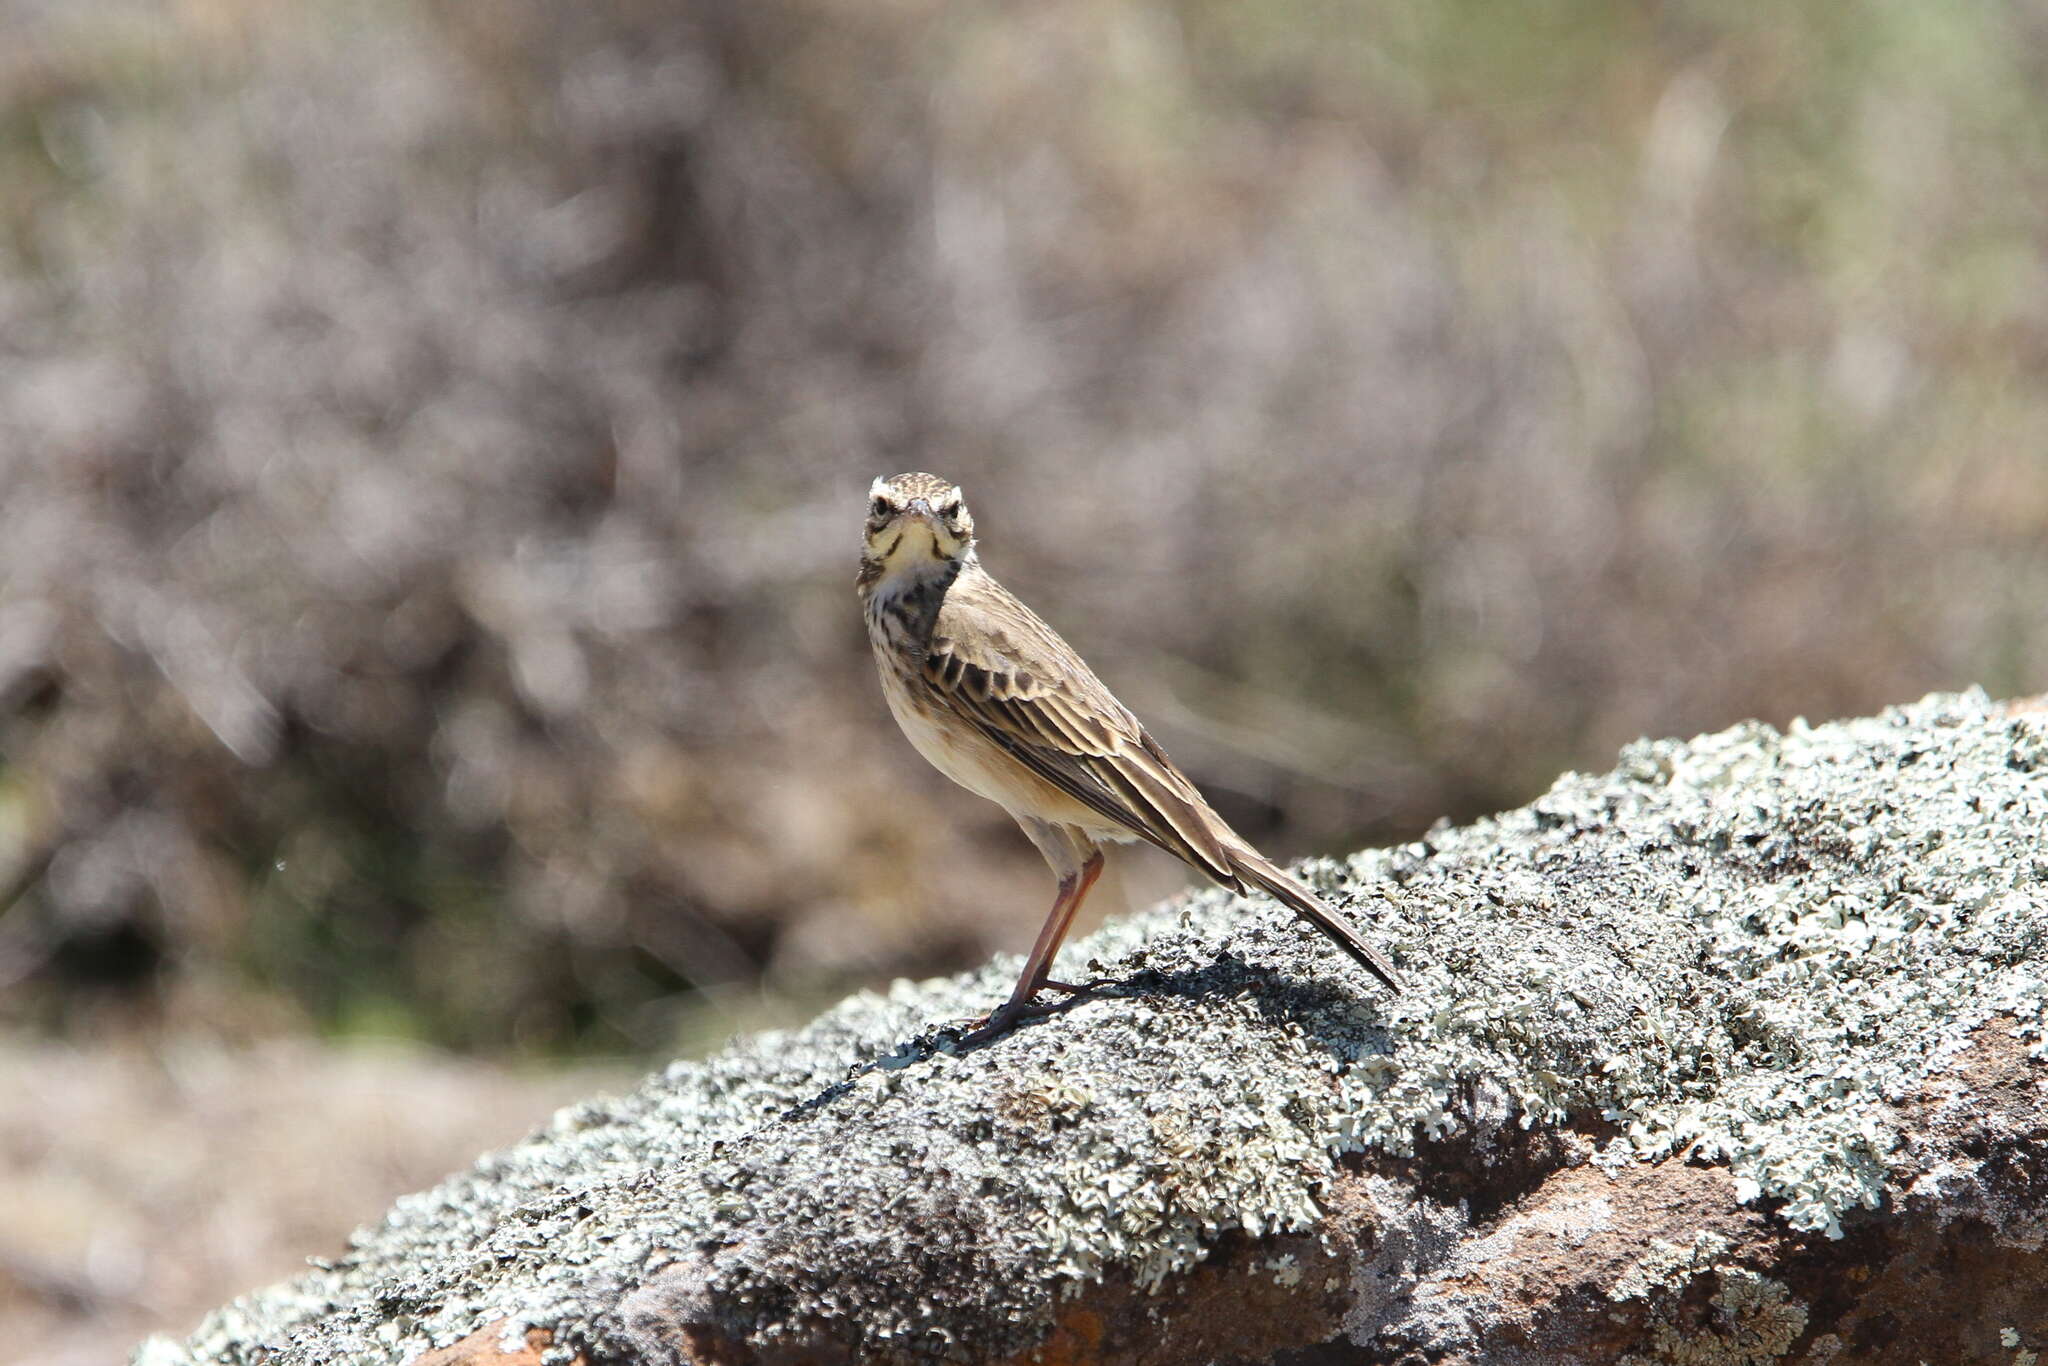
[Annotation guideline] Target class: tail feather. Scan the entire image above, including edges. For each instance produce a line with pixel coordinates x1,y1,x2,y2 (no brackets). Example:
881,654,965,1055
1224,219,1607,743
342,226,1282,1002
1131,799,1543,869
1233,856,1405,992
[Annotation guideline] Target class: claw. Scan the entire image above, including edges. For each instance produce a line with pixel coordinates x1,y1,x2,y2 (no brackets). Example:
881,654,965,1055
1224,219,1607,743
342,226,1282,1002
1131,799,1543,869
1040,976,1116,996
954,990,1083,1042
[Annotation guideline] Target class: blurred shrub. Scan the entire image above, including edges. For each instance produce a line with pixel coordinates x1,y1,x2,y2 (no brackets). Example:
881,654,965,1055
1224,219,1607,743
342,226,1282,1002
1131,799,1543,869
0,0,2043,1054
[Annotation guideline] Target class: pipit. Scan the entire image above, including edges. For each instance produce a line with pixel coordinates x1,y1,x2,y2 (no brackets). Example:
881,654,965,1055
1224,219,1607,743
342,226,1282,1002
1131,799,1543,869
859,471,1404,1035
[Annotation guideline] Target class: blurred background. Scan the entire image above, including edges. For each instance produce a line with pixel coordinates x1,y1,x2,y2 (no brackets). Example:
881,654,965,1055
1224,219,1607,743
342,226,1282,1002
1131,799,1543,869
3,0,2046,1360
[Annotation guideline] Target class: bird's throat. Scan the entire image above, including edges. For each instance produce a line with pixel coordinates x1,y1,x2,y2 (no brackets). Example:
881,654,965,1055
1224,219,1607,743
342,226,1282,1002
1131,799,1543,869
863,551,965,652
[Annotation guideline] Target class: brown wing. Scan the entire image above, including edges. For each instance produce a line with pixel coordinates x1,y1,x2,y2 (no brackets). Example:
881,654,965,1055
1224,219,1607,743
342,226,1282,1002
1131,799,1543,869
924,570,1240,883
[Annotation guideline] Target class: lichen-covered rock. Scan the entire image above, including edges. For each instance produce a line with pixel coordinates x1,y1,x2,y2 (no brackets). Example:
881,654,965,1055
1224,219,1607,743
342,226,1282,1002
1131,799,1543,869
135,691,2048,1365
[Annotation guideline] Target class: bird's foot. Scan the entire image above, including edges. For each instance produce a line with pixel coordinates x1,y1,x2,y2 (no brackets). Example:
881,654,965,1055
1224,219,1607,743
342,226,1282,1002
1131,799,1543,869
950,972,1126,1042
954,991,1081,1042
1040,975,1118,997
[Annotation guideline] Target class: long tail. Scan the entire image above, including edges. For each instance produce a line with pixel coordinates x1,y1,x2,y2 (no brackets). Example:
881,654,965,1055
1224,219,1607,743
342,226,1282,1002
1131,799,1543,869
1232,854,1405,992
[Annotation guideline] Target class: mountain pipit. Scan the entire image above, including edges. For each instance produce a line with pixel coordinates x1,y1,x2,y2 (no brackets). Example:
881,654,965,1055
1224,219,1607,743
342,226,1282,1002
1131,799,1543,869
858,472,1404,1036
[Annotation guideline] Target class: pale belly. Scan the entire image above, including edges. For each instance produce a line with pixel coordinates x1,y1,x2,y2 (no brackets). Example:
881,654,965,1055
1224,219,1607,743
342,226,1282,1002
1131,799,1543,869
876,657,1112,833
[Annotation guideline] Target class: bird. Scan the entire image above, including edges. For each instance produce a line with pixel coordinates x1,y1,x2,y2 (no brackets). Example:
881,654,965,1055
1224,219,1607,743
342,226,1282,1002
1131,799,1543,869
857,471,1404,1036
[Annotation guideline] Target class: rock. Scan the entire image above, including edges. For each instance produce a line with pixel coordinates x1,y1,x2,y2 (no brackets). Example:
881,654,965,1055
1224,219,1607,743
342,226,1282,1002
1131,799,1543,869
135,691,2048,1365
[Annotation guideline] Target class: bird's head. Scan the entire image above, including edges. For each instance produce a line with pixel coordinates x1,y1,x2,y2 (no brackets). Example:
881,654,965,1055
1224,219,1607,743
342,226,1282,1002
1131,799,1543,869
862,472,976,581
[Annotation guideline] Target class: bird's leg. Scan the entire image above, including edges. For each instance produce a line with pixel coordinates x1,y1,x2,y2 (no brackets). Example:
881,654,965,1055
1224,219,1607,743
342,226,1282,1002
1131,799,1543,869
1033,850,1107,995
969,834,1105,1037
974,866,1088,1034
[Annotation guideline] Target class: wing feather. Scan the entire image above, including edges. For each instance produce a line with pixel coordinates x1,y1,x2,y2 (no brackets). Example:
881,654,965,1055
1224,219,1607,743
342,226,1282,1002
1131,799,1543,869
923,574,1238,881
905,563,1403,993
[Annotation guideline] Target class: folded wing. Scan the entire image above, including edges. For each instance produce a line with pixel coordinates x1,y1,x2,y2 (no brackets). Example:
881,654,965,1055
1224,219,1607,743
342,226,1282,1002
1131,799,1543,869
922,581,1238,884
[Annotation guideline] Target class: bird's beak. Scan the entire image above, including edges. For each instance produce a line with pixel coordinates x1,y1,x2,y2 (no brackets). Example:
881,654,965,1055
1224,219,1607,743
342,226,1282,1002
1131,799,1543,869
904,498,936,522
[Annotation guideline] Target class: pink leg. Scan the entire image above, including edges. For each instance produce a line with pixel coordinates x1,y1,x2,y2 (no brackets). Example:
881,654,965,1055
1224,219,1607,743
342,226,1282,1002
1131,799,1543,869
1035,852,1105,994
978,845,1105,1035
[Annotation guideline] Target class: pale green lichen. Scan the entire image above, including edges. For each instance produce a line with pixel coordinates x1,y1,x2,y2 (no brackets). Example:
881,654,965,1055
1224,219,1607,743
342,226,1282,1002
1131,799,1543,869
1612,1232,1737,1303
1618,1267,1808,1366
1321,689,2048,1238
135,691,2048,1365
1264,1253,1304,1287
1613,1237,1809,1366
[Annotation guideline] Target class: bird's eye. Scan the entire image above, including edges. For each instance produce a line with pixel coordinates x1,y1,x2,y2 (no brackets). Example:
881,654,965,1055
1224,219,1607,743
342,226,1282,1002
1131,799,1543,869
939,501,961,520
870,496,891,517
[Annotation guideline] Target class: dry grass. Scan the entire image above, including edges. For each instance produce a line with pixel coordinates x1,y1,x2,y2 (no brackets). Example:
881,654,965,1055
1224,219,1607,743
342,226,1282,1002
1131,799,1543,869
0,0,2043,1058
